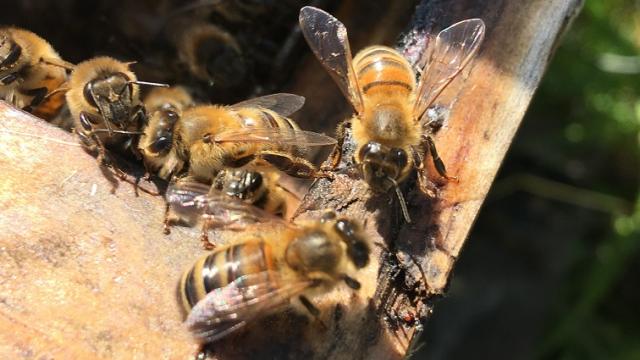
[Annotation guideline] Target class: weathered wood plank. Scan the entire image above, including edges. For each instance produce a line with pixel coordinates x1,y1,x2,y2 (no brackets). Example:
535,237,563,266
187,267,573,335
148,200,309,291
0,103,202,359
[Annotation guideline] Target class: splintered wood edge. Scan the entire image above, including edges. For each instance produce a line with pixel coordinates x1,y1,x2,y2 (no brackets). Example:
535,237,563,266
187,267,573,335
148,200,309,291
293,0,584,358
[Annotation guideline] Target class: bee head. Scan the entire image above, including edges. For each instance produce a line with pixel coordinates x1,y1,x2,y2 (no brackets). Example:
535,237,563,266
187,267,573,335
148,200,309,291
83,71,136,128
221,170,264,200
358,142,413,223
145,106,180,156
357,141,410,192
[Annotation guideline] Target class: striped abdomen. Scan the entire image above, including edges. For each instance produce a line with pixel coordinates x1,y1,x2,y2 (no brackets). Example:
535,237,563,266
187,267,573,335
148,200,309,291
353,46,415,98
235,107,303,154
180,240,277,311
236,108,300,134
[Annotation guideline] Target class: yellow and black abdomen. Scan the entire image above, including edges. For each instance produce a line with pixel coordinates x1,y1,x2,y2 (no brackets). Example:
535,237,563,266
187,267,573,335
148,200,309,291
180,239,277,311
353,46,415,98
235,107,302,154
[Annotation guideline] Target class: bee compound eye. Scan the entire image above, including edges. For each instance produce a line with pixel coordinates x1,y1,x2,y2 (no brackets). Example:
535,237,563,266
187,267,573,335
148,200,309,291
359,142,382,161
149,136,172,154
349,240,370,268
83,81,98,107
334,219,355,238
390,148,408,168
247,172,263,192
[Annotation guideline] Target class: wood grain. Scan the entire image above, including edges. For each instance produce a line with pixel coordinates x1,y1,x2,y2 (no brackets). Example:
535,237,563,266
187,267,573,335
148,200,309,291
0,103,202,359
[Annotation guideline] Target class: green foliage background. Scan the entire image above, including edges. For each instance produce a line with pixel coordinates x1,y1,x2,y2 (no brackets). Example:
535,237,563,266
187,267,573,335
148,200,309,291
422,1,640,359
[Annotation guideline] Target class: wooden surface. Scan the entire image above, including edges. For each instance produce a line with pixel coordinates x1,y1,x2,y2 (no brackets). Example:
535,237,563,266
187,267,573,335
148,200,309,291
0,103,202,359
0,0,582,358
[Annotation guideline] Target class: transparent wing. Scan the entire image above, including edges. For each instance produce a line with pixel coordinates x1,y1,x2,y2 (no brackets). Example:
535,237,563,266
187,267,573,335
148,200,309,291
185,272,311,343
166,178,287,228
213,127,337,147
413,18,485,121
230,93,305,117
165,178,211,223
299,6,364,114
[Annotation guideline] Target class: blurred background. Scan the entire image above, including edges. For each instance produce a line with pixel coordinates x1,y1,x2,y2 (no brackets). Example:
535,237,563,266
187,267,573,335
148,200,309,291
421,1,640,359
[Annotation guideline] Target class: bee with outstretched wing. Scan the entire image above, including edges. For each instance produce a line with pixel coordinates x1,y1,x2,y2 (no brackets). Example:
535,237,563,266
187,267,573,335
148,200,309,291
165,174,291,247
179,211,370,344
299,7,485,223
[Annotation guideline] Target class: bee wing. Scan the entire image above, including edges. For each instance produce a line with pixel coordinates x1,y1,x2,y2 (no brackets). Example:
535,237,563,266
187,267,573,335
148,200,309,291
166,178,288,228
413,18,485,122
199,193,288,228
229,93,305,117
185,272,312,343
213,127,337,147
299,6,364,114
165,179,211,222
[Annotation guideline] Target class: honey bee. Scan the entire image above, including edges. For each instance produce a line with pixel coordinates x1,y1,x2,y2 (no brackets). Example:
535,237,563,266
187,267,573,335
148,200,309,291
138,86,195,179
0,27,71,121
65,56,166,173
170,20,248,90
179,211,370,343
165,170,299,244
169,93,336,182
299,7,485,222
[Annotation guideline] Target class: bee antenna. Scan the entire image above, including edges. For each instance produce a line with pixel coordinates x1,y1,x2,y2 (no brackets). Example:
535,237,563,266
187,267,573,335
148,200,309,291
387,177,412,224
92,129,144,135
128,80,170,88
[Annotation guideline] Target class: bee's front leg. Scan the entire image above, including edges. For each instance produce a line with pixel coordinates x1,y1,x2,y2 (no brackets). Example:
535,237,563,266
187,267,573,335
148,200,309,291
325,120,351,170
423,135,458,182
258,150,333,179
21,87,48,112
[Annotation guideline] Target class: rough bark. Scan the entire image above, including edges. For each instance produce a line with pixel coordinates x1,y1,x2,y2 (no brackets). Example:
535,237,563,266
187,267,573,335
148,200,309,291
0,0,582,359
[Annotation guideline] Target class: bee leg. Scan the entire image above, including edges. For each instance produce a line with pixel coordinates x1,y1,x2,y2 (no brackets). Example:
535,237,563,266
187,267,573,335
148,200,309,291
222,153,257,168
417,169,437,198
21,87,48,112
258,151,333,179
129,105,147,161
325,120,351,170
298,295,327,330
163,202,173,235
412,146,436,198
425,135,458,182
199,222,216,250
77,112,128,191
0,73,18,85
